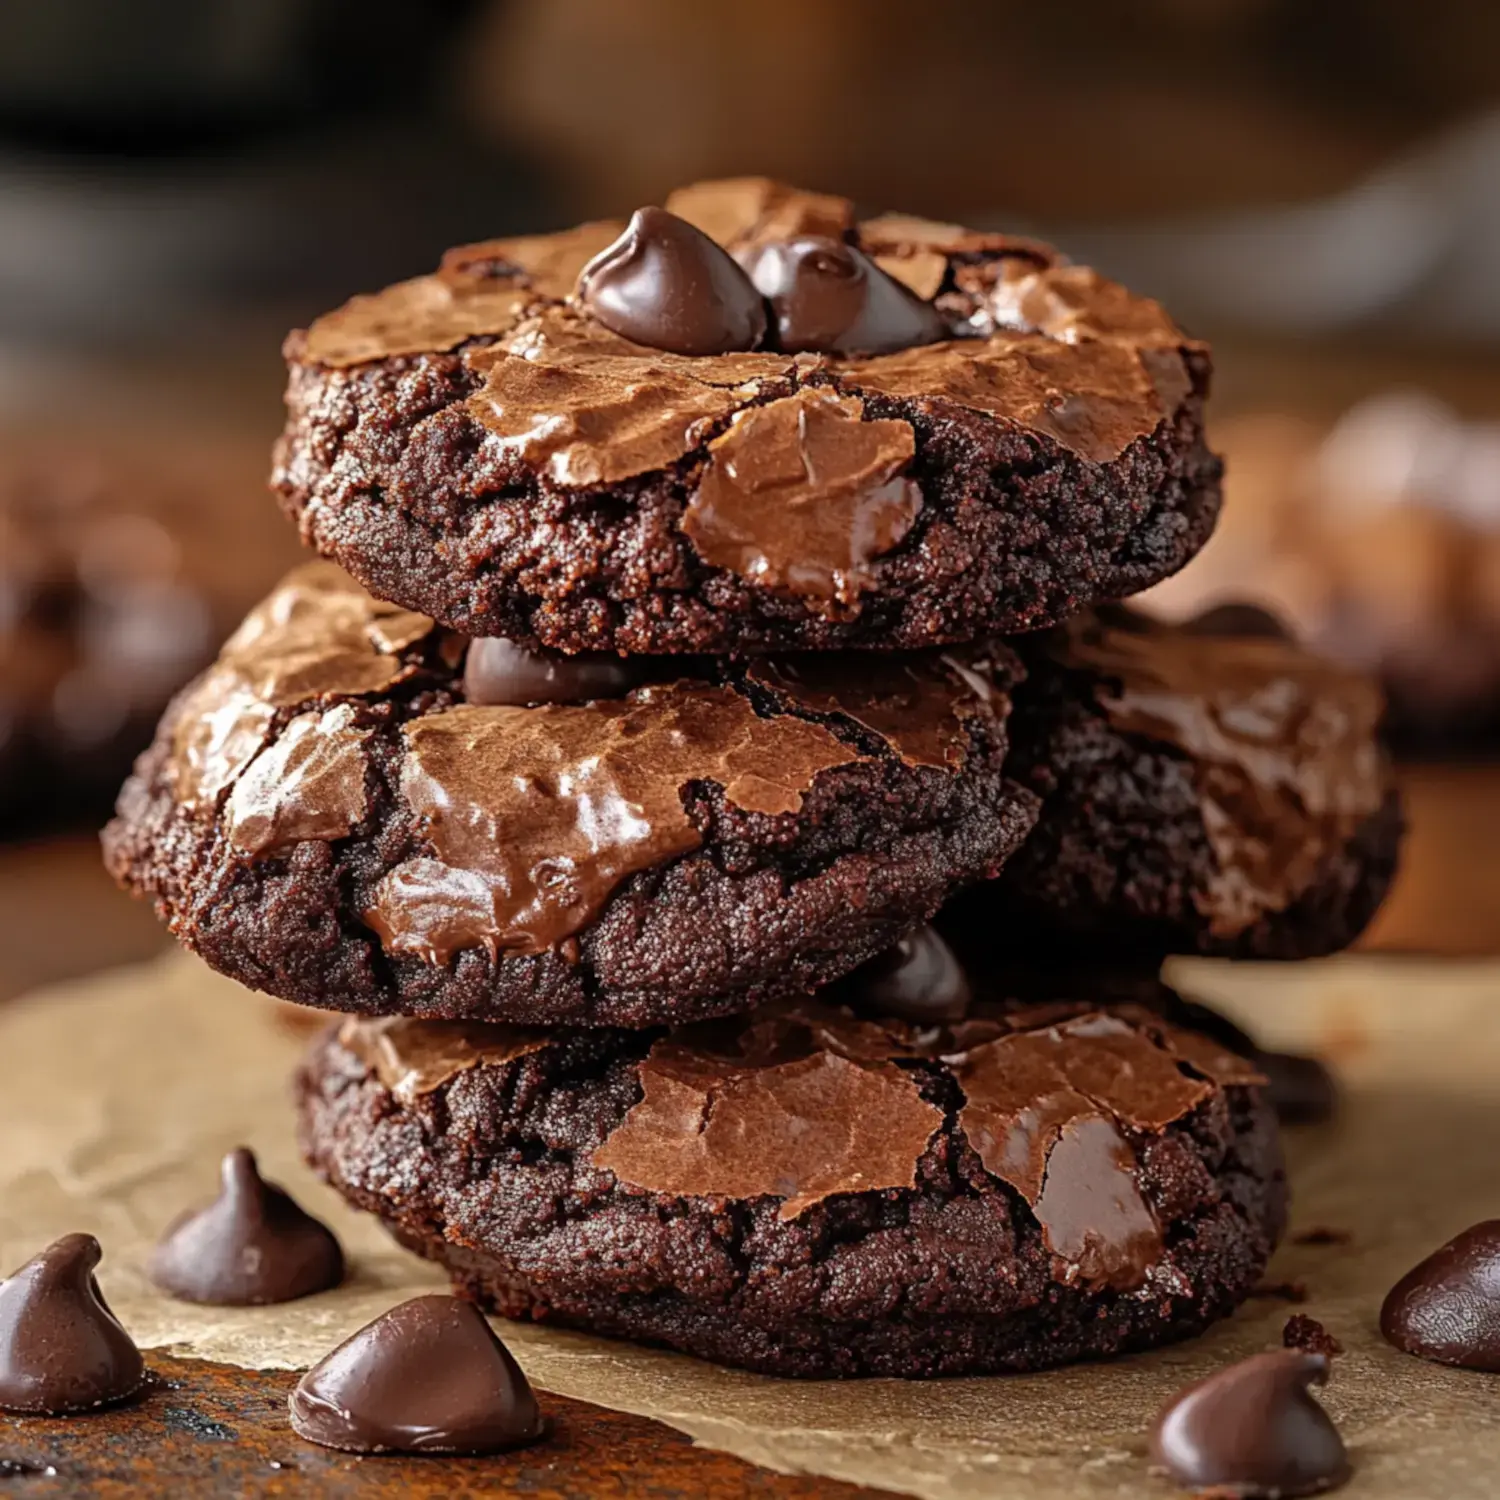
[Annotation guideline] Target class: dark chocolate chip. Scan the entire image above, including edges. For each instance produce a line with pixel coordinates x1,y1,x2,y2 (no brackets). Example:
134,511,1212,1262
0,1234,146,1415
576,207,767,356
848,924,972,1024
746,236,949,356
1184,601,1294,641
1259,1050,1339,1125
463,637,647,706
1150,1350,1350,1498
288,1295,545,1455
1381,1220,1500,1371
149,1147,344,1307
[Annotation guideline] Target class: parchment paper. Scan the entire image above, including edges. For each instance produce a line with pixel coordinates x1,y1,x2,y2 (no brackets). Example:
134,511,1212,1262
1,949,1497,1499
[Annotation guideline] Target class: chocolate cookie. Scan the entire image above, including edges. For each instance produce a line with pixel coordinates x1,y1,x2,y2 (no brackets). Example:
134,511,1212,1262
104,565,1038,1028
959,607,1402,960
296,993,1285,1379
273,176,1220,655
0,434,298,837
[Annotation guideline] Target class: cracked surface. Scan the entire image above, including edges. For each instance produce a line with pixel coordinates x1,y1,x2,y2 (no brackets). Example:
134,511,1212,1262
103,569,1038,1028
296,998,1285,1379
272,180,1221,654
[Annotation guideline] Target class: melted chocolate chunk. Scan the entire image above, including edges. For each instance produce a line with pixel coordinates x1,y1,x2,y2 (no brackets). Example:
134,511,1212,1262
365,685,859,962
1381,1221,1500,1371
463,637,648,706
1150,1351,1350,1498
149,1148,344,1306
0,1235,145,1414
847,924,972,1023
746,235,949,355
576,207,767,356
682,388,923,604
288,1295,544,1455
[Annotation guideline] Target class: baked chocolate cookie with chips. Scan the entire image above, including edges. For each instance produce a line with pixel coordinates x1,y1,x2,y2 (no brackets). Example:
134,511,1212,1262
104,564,1037,1027
296,987,1284,1377
273,177,1220,655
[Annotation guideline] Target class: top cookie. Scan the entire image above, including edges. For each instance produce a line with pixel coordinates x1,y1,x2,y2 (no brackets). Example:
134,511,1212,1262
275,177,1219,654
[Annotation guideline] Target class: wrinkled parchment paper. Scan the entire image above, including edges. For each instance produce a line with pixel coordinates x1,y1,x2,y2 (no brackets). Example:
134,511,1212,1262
1,950,1497,1499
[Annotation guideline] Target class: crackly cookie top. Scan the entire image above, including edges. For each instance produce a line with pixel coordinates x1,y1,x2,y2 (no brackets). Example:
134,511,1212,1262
338,995,1262,1292
1047,609,1391,937
288,178,1202,607
168,565,1017,963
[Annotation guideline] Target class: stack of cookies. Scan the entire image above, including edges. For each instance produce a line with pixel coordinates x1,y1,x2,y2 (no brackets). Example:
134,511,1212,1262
104,178,1401,1379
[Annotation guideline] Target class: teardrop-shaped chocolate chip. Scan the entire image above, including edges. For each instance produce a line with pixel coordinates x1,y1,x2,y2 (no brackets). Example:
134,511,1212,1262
463,637,648,706
150,1148,344,1306
746,236,950,355
576,207,767,356
1150,1350,1351,1498
0,1234,146,1414
289,1295,545,1455
848,924,972,1024
1381,1220,1500,1370
1184,601,1293,641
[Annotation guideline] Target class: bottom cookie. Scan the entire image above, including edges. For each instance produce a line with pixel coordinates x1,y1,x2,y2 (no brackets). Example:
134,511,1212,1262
297,991,1286,1379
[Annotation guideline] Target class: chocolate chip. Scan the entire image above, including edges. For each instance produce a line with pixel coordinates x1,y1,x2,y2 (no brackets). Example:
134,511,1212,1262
0,1234,146,1414
463,637,646,706
848,924,972,1023
1381,1220,1500,1370
149,1148,344,1306
576,207,767,356
288,1295,545,1455
746,236,950,356
1184,601,1294,641
1149,1351,1350,1498
1259,1050,1339,1125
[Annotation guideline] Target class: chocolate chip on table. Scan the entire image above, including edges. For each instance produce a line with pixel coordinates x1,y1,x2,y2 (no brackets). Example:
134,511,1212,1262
462,637,648,706
576,206,767,356
1184,600,1294,641
150,1147,344,1307
846,923,973,1023
0,1234,146,1414
1149,1350,1351,1498
288,1296,545,1455
745,235,950,355
1258,1050,1340,1125
1381,1220,1500,1371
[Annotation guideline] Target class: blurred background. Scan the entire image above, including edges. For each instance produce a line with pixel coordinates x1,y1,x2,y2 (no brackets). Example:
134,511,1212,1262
2,0,1499,997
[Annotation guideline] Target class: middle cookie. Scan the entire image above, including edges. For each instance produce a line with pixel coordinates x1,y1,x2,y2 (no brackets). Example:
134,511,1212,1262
104,564,1039,1028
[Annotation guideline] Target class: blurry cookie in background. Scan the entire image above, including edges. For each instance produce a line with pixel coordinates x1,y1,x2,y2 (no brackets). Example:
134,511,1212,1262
0,432,299,838
1141,394,1500,753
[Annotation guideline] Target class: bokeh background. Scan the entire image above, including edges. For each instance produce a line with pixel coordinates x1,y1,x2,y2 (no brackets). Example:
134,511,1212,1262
3,0,1499,996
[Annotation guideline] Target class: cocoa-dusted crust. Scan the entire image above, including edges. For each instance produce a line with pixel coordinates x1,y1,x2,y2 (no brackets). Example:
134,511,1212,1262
272,186,1221,655
103,600,1037,1031
295,1009,1286,1380
967,617,1403,962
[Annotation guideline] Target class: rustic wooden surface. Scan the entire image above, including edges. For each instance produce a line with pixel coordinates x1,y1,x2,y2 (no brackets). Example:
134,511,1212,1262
0,762,1495,1495
0,1354,893,1498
